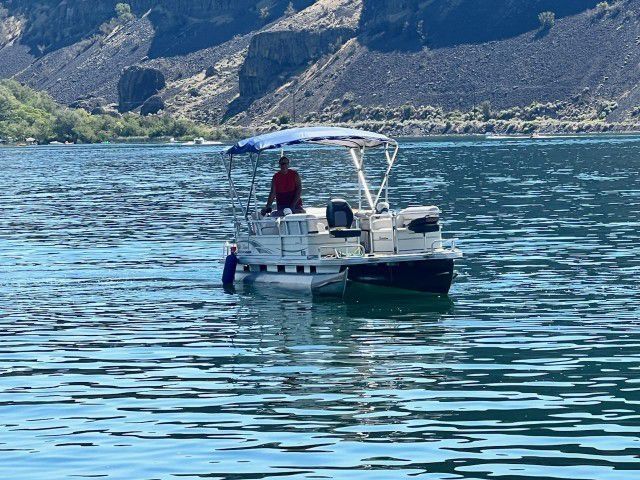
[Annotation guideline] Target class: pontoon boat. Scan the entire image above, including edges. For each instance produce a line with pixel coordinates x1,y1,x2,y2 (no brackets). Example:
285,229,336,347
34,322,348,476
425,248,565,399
221,127,462,297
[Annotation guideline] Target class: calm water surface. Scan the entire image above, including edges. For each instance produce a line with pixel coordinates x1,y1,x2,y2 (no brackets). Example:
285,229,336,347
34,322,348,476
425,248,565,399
1,137,640,479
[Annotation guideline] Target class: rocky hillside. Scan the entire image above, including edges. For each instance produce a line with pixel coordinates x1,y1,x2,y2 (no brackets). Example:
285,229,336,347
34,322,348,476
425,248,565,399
360,0,602,50
2,0,640,131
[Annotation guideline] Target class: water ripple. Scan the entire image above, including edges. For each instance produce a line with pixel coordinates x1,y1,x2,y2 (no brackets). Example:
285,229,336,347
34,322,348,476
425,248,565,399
1,138,640,479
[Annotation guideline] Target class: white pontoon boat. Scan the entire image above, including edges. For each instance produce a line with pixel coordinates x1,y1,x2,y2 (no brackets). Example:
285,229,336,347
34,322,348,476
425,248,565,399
221,127,462,297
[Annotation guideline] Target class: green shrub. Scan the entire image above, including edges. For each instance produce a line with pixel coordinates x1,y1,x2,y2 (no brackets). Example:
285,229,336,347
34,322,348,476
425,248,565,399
0,79,214,144
115,3,135,22
284,2,296,17
593,0,623,18
479,100,492,121
400,104,414,120
538,11,555,29
277,113,291,125
259,6,270,21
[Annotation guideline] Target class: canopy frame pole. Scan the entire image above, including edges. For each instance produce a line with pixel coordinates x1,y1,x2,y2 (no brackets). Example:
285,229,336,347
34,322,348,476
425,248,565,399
253,153,260,218
221,153,245,239
350,147,375,210
229,156,246,220
353,148,362,210
374,142,399,207
245,152,260,222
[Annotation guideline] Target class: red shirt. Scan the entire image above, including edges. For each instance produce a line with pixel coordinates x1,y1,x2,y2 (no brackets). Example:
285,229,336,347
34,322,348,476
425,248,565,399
273,169,302,210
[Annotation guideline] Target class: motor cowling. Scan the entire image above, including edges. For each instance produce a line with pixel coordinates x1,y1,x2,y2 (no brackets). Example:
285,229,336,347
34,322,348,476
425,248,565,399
407,215,440,234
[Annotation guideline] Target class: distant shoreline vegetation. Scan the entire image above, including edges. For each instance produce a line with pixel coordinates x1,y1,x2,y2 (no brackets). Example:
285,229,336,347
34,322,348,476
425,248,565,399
3,79,640,145
0,80,241,145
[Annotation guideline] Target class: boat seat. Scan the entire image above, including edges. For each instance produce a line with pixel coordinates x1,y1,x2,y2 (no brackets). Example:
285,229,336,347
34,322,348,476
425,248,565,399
326,198,362,239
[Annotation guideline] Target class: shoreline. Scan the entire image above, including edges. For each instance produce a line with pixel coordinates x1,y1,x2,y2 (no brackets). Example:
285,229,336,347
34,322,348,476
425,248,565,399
3,129,640,148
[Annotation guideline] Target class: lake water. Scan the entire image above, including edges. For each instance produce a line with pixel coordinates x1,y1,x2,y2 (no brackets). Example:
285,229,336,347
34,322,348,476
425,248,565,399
1,137,640,479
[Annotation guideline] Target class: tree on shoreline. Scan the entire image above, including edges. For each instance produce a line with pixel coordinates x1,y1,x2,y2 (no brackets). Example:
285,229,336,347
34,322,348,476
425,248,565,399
0,80,216,144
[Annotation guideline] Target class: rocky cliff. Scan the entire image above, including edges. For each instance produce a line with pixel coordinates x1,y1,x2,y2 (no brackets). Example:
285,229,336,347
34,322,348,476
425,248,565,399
2,0,640,130
239,0,360,98
118,65,165,112
3,0,315,54
4,0,116,52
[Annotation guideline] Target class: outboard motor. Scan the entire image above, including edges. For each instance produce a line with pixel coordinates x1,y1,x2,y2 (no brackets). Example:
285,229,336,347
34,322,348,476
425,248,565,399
222,246,238,285
407,215,440,234
326,199,362,239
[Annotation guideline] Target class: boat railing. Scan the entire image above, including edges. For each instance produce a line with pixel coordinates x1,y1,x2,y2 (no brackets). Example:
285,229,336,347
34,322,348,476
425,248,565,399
246,218,279,236
318,244,365,259
367,212,398,254
246,216,317,237
367,212,458,254
431,238,457,252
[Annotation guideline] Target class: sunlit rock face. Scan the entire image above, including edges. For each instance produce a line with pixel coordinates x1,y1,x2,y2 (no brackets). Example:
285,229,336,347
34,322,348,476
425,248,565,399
239,29,351,98
238,0,361,98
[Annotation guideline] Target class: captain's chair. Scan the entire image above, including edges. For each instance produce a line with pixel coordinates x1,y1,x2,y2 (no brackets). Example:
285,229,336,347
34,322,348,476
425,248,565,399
326,199,362,239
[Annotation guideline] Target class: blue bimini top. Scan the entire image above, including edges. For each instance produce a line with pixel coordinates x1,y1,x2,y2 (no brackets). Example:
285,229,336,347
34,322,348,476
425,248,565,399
225,126,394,155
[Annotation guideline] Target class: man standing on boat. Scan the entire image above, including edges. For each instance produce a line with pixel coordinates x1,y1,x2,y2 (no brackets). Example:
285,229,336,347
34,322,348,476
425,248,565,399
262,156,304,215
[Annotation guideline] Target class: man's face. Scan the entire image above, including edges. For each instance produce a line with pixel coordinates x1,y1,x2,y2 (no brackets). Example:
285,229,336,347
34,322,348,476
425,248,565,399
279,157,289,173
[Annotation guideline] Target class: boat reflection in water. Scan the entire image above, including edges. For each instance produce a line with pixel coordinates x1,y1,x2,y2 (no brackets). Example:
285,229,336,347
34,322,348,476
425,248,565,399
227,281,455,321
